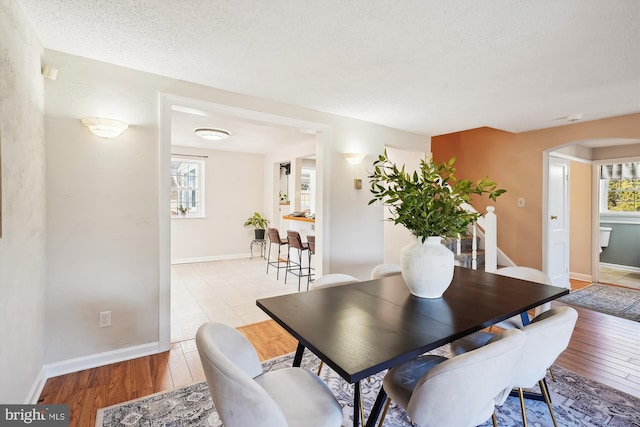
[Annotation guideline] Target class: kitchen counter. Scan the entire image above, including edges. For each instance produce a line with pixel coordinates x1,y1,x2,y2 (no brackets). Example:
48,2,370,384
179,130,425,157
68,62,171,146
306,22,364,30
283,215,315,223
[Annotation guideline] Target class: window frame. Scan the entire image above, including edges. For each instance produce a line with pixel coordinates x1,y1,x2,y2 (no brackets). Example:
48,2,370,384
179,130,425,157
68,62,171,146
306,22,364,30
170,157,206,219
599,177,640,217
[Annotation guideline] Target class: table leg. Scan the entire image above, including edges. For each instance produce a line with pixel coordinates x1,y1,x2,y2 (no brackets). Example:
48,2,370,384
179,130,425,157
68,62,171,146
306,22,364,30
365,387,387,427
292,342,305,367
353,381,361,427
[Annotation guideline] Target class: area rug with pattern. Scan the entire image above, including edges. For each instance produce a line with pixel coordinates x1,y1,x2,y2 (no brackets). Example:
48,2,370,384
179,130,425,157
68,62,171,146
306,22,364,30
559,283,640,322
96,346,640,427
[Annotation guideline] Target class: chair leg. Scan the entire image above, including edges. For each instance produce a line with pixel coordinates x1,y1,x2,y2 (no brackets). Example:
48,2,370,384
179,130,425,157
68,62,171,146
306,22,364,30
297,248,302,291
492,412,498,427
549,366,556,381
517,387,528,427
359,383,365,427
266,241,272,274
540,379,559,427
316,360,324,376
275,245,283,280
307,249,312,290
284,245,290,284
377,397,391,427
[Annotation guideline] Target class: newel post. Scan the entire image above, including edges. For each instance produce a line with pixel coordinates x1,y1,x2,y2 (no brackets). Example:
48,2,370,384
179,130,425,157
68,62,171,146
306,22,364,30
484,206,497,272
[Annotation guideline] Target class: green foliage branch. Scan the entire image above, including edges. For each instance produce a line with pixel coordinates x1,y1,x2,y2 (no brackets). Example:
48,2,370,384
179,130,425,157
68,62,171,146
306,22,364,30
368,151,506,241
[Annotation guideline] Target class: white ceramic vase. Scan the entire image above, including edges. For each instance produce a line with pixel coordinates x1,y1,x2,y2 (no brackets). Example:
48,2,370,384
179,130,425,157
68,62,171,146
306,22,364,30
400,236,454,298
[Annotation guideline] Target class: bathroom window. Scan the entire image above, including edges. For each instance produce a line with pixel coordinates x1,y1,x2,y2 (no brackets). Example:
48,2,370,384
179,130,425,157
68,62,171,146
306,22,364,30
602,178,640,213
171,158,205,217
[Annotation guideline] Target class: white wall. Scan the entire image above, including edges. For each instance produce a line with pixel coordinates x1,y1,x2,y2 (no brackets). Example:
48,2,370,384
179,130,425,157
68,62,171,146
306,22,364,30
0,0,47,403
42,49,427,369
171,147,265,262
45,117,160,363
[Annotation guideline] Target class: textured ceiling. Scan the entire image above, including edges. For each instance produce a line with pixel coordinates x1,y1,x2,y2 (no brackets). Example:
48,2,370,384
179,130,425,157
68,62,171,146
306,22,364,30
18,0,640,138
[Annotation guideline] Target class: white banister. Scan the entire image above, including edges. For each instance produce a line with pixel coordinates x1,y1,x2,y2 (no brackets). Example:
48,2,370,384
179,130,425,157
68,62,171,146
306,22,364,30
471,224,478,270
484,206,497,272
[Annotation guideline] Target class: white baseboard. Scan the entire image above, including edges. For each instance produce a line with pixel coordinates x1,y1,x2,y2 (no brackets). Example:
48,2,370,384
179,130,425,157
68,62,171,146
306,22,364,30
569,272,593,283
42,342,161,381
171,253,251,264
25,367,47,404
600,262,640,273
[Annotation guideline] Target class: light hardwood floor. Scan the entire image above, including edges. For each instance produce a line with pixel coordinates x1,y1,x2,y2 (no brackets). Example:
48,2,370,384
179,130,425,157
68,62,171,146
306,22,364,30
39,280,640,427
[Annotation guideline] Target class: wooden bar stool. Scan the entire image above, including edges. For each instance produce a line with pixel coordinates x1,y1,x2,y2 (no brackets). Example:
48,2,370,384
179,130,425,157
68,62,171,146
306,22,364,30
285,230,314,291
266,228,288,279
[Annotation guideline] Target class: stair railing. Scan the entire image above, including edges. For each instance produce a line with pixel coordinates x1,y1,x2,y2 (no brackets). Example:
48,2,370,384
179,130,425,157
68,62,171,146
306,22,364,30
460,204,501,272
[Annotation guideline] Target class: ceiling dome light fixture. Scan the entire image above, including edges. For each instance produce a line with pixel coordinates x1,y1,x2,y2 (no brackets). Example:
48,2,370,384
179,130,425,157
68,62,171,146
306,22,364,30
81,117,129,138
194,128,231,141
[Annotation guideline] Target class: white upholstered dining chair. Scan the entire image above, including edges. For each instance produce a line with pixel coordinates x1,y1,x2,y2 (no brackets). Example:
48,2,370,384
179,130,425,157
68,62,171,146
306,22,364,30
196,321,343,427
492,266,554,329
310,273,360,290
370,263,402,279
451,306,578,427
377,329,526,427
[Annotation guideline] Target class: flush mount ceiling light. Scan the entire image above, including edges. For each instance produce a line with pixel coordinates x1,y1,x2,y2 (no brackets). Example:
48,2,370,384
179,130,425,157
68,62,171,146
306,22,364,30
566,113,583,122
343,153,365,165
81,117,129,138
194,128,231,141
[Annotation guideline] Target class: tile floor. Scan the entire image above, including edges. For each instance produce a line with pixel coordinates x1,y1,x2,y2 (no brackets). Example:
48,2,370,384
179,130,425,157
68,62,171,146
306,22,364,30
599,265,640,289
170,259,640,343
171,257,305,342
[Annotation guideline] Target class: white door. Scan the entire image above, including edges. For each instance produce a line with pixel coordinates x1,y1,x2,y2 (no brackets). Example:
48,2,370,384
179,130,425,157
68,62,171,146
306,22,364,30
546,156,570,288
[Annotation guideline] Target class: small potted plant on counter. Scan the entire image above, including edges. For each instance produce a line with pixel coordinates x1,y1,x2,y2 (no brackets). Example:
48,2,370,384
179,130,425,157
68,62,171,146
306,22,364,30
244,212,269,240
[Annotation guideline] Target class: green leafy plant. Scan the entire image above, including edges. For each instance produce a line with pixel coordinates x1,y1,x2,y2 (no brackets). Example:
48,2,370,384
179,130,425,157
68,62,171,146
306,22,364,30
368,151,506,240
243,212,269,230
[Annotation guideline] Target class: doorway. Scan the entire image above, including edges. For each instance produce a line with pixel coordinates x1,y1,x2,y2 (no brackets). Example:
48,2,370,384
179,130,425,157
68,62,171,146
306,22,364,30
543,142,640,291
596,160,640,289
159,94,330,348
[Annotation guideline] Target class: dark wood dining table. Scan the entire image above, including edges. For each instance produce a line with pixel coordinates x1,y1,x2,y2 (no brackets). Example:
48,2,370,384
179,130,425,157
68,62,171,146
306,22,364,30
256,266,569,427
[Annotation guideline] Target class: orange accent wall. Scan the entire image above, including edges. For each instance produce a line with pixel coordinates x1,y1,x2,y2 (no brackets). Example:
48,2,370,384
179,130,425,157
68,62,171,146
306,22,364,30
431,113,640,270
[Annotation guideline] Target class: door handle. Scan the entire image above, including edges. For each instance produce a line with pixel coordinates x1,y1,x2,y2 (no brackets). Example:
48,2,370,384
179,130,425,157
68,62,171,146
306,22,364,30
550,215,558,220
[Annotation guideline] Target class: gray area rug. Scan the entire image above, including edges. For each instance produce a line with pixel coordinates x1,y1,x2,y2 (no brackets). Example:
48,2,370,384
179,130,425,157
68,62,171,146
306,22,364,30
559,283,640,321
96,347,640,427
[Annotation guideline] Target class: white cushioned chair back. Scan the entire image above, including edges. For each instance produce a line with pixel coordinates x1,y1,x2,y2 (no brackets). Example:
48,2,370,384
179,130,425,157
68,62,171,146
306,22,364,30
514,306,578,388
495,266,553,284
370,263,402,279
310,274,359,290
407,329,526,427
196,322,288,427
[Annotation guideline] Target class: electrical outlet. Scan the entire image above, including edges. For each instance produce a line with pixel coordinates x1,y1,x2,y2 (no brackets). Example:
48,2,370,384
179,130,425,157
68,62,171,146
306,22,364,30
99,311,111,328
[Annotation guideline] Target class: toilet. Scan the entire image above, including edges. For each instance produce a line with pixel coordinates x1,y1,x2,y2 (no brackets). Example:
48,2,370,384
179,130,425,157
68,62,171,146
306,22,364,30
599,226,612,253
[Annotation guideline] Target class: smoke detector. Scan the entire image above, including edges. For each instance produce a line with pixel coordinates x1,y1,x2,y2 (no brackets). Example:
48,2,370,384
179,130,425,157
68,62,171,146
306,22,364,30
566,114,583,122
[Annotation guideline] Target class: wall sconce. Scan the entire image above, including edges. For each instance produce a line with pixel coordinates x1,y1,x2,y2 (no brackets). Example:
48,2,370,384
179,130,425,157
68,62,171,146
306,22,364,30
41,64,58,80
343,153,365,165
81,117,129,138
